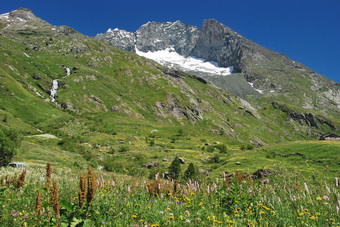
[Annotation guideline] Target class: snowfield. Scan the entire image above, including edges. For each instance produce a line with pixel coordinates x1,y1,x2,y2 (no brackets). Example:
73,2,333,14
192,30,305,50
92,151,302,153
136,47,233,76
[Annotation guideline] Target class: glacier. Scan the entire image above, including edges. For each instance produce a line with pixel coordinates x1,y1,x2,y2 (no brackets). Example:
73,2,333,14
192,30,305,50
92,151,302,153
135,47,233,76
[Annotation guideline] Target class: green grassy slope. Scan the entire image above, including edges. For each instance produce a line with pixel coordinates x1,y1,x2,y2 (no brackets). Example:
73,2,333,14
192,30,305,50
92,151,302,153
0,13,339,181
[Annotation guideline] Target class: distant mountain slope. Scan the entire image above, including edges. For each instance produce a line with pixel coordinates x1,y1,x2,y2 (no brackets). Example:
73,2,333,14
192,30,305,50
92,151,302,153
96,19,340,118
0,8,338,148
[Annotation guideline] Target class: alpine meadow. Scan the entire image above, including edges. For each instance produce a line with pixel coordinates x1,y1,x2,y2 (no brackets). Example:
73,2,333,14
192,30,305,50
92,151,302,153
0,8,339,226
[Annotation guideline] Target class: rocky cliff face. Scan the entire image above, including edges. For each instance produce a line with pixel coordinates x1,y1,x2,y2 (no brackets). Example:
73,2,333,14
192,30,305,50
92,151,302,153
95,19,340,115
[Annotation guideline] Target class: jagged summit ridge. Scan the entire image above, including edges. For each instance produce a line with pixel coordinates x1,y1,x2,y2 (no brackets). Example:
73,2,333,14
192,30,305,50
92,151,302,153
0,8,52,30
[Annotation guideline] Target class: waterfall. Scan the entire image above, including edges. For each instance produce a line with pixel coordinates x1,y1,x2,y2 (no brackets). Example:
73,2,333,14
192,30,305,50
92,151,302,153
50,79,58,102
50,67,70,103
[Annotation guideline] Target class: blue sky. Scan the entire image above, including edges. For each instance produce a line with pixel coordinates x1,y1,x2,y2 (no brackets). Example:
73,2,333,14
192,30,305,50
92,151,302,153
1,0,339,82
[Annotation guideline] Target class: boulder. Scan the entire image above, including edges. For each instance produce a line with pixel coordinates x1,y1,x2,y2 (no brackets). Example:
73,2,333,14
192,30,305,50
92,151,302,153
142,161,159,168
252,169,272,179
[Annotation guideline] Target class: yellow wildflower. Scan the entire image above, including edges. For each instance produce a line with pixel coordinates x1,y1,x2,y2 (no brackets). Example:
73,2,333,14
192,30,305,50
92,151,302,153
260,211,265,214
316,197,322,201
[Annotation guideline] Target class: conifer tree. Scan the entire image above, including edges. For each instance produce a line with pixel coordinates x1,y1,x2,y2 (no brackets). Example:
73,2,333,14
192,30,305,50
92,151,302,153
184,163,197,180
169,156,181,179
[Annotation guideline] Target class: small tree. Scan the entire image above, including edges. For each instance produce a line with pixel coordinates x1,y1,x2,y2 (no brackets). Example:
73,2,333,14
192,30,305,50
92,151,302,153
169,156,181,179
184,163,197,180
0,127,21,166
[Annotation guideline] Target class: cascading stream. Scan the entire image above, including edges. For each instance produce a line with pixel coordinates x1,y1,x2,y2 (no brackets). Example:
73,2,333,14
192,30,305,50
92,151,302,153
50,67,70,103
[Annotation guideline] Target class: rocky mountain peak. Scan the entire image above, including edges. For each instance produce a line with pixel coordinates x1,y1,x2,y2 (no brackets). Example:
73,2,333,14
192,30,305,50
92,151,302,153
0,8,52,31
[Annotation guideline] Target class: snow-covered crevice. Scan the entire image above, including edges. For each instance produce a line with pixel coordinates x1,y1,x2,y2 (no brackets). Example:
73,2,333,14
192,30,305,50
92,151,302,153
248,82,264,94
135,47,233,76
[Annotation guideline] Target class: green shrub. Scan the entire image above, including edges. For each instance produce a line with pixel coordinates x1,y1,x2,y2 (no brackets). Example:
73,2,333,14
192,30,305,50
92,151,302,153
215,144,227,153
118,145,129,152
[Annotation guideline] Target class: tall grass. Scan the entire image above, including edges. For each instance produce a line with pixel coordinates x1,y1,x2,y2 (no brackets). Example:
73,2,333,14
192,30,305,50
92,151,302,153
0,164,339,226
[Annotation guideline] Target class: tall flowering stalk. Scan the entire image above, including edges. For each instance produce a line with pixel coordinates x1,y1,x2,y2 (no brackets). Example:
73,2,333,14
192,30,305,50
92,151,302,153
51,180,60,221
79,174,86,207
46,163,52,193
35,191,42,216
17,168,27,189
87,167,96,207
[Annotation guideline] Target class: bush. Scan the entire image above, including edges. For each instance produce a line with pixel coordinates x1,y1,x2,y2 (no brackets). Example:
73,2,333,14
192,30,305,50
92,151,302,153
215,144,227,153
118,146,129,152
208,154,220,163
0,127,21,166
206,146,215,153
247,144,254,150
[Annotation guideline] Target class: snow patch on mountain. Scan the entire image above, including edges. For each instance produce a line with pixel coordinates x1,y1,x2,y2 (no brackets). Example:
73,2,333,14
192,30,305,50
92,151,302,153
248,82,264,94
136,47,233,76
0,13,10,21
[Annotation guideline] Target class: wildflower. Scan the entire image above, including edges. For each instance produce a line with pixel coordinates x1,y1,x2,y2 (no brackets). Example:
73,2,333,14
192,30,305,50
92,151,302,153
199,202,204,206
139,220,144,222
316,197,322,201
213,220,223,224
17,168,27,189
259,211,265,214
35,191,42,216
304,182,310,193
132,215,137,218
322,195,330,200
51,180,60,221
298,212,304,216
169,216,174,219
310,216,316,220
6,199,11,201
316,212,321,216
235,214,240,217
166,207,171,211
79,174,86,207
46,163,52,192
151,224,160,227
